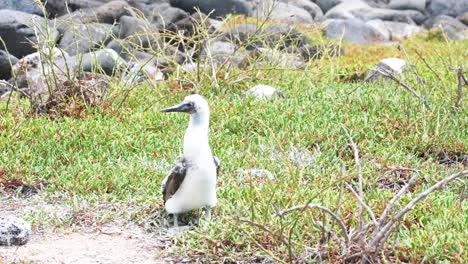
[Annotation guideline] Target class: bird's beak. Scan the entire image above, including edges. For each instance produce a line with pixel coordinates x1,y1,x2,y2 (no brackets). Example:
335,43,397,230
161,102,193,113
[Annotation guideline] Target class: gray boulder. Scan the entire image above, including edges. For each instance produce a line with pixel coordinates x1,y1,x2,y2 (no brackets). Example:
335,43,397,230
201,40,237,64
59,23,116,56
325,0,370,19
0,81,10,97
383,21,426,40
254,1,314,23
169,0,251,18
367,19,426,40
0,216,32,246
350,7,426,24
72,48,127,75
324,18,388,44
427,0,468,18
147,2,189,29
0,50,18,80
222,24,309,50
44,0,107,17
0,0,42,15
458,12,468,26
12,48,70,93
424,15,468,40
0,9,60,58
366,19,392,39
239,47,305,69
315,0,343,13
59,0,132,24
351,7,426,24
118,16,159,48
388,0,426,12
288,0,324,21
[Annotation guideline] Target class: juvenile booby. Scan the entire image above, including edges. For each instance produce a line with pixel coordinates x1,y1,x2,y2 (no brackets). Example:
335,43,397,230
161,94,219,227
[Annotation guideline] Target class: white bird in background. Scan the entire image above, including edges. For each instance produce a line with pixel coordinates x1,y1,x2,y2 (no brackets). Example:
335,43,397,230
160,94,219,227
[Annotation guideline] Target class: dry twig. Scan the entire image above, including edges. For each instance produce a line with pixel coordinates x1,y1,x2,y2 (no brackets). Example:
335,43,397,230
274,203,350,248
455,66,466,107
369,170,468,249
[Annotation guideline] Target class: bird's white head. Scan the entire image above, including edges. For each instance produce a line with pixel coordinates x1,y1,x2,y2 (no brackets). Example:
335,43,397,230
161,94,210,117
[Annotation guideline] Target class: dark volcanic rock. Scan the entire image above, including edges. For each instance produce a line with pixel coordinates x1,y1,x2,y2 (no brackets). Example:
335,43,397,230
169,0,251,18
324,18,388,44
164,12,213,51
0,50,18,80
118,15,160,48
458,12,468,26
59,23,116,55
428,0,468,18
43,0,105,17
0,0,42,15
59,0,132,24
254,1,314,23
222,24,309,50
147,2,189,29
0,216,32,246
351,8,426,24
72,48,127,75
315,0,343,13
424,15,468,40
0,9,60,58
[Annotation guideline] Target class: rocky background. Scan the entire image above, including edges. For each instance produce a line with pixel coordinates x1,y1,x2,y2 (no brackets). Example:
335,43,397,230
0,0,467,111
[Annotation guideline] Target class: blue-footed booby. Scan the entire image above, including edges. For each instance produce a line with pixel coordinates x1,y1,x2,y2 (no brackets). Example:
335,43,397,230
161,94,219,227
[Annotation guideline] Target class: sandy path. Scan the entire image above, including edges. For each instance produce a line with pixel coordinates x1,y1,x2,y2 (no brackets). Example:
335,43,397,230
0,194,170,264
0,228,165,264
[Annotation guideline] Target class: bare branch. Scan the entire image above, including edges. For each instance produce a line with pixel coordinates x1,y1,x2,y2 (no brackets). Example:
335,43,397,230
455,66,466,108
345,183,378,227
376,172,419,229
236,218,291,250
370,170,468,248
414,50,445,89
341,127,364,235
274,203,350,247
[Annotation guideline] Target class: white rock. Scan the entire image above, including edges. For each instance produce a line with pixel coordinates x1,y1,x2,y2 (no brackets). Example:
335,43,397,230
0,216,32,246
380,58,406,74
244,84,285,99
366,58,406,81
242,169,275,180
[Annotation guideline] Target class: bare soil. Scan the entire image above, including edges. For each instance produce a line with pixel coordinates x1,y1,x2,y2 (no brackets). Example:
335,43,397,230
0,193,172,264
0,228,163,264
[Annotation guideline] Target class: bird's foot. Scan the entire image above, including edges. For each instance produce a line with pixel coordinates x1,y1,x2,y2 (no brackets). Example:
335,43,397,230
167,225,191,237
205,206,212,221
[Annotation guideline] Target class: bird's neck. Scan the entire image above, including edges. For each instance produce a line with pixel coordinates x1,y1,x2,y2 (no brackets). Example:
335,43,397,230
183,111,212,161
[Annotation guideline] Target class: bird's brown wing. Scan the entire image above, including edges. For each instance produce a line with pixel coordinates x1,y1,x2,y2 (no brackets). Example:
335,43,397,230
213,156,220,178
162,157,187,204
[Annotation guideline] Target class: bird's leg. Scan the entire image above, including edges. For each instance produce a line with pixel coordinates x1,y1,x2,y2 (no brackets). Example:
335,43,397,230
205,206,211,220
173,214,179,227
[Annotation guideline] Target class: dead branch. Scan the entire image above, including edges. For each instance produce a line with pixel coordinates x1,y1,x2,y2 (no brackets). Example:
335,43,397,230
345,183,378,227
414,50,445,89
274,203,350,247
236,218,291,250
376,173,419,229
370,169,468,249
375,68,419,99
341,127,364,237
455,66,466,108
